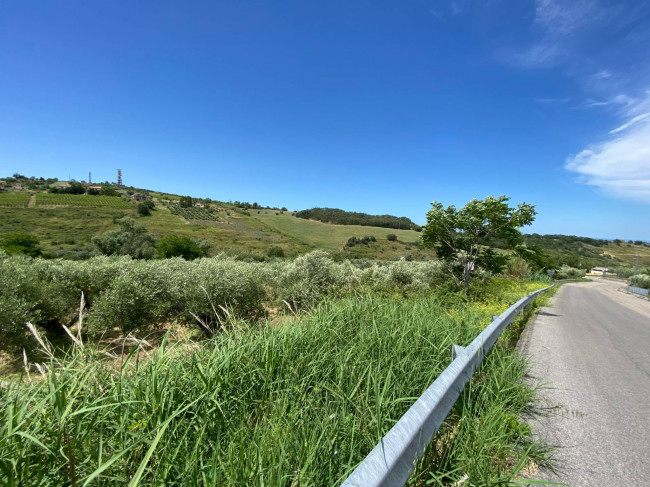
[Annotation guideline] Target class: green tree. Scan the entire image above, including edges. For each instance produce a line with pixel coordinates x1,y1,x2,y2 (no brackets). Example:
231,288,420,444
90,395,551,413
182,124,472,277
157,234,204,260
421,195,536,294
0,233,41,257
100,185,119,196
136,202,151,216
92,217,157,259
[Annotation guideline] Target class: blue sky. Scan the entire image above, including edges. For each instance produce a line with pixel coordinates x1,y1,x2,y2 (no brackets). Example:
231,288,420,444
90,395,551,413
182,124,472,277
1,1,649,239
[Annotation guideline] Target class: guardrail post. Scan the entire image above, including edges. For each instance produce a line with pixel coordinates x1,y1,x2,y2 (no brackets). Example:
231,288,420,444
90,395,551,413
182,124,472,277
451,345,466,361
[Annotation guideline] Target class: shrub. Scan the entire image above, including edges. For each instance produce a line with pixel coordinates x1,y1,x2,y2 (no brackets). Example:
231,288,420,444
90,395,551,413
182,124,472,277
631,273,650,289
136,202,151,216
89,261,181,333
0,233,41,257
345,236,376,248
267,246,285,258
92,217,157,259
505,256,531,278
279,251,341,308
158,234,204,260
554,265,586,280
387,233,397,241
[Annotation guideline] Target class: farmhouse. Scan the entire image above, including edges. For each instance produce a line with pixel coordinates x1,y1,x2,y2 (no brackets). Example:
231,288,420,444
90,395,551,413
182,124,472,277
0,180,5,191
132,193,148,201
88,186,103,191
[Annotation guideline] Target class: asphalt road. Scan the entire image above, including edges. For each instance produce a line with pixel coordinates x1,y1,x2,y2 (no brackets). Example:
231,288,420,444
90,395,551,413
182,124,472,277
519,278,650,486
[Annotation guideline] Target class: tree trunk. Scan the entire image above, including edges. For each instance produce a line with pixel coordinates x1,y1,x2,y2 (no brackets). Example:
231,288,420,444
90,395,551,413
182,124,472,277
463,267,470,296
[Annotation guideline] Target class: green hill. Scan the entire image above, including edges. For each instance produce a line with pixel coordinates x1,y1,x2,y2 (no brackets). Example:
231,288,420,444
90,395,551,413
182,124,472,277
0,189,429,260
2,178,648,268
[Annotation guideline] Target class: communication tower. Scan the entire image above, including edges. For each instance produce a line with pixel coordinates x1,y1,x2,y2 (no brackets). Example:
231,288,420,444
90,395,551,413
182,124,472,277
117,169,122,186
88,172,92,184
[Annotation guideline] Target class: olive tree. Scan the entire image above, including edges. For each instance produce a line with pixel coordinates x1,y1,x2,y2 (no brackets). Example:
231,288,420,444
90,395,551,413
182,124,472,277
421,195,536,294
92,217,157,259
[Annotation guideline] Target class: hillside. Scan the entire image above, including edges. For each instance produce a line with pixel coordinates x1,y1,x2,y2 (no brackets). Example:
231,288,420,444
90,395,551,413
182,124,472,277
0,188,429,261
1,178,648,268
522,233,650,270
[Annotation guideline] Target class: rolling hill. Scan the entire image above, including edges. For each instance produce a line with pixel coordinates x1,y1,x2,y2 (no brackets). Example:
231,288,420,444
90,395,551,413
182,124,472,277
1,180,649,269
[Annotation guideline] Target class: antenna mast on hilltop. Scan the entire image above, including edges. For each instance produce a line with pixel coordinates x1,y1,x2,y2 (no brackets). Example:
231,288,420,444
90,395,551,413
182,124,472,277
89,172,92,184
117,169,122,186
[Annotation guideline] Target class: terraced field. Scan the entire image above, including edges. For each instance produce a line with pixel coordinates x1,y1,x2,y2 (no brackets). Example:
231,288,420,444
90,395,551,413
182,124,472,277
0,192,30,208
169,204,222,221
36,193,134,208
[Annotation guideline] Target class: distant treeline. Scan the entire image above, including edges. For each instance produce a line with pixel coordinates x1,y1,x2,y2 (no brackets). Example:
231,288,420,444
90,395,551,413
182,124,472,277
295,207,421,231
523,234,610,248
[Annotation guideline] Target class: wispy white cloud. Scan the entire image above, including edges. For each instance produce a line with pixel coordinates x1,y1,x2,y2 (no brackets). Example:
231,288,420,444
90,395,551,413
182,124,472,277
534,0,601,34
566,94,650,203
508,0,603,68
584,94,636,109
609,113,650,134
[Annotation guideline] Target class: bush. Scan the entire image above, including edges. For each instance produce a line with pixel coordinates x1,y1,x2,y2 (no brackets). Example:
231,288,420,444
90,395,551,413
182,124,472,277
136,202,151,216
90,261,182,333
387,233,397,241
267,246,285,258
345,236,376,248
0,233,41,257
554,265,586,280
158,234,204,260
631,273,650,289
505,256,531,278
92,217,157,259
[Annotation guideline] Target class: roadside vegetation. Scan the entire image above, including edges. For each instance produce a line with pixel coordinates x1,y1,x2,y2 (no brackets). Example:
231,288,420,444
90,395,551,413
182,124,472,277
2,178,645,484
0,269,548,486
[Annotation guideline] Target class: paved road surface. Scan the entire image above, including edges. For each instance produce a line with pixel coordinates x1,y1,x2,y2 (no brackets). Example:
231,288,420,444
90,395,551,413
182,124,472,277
519,278,650,486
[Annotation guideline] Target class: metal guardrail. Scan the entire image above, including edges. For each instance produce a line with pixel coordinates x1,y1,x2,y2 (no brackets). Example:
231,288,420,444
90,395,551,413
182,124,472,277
341,285,553,487
628,286,649,297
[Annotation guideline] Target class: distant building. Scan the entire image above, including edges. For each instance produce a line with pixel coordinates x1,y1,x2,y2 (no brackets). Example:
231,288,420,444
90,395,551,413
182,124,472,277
194,202,204,208
58,183,71,189
0,180,5,191
88,186,103,191
588,267,612,276
133,193,148,201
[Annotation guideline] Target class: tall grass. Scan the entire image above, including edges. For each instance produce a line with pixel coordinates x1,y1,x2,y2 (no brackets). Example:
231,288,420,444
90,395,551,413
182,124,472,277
1,285,548,486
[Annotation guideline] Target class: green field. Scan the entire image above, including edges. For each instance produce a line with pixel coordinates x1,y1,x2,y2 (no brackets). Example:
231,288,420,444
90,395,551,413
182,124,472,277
0,206,135,255
253,210,421,249
36,193,134,208
0,192,428,258
0,192,30,208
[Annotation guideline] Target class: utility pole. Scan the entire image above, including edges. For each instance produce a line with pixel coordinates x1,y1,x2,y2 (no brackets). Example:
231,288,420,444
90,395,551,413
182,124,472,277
633,252,639,286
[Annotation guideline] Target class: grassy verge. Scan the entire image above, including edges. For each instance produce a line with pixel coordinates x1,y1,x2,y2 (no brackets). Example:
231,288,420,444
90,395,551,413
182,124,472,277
408,287,557,486
0,282,549,486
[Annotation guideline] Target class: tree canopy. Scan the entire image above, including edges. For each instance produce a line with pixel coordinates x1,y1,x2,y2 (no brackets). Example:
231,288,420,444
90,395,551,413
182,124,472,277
421,195,536,293
157,235,205,260
295,207,419,230
92,217,157,259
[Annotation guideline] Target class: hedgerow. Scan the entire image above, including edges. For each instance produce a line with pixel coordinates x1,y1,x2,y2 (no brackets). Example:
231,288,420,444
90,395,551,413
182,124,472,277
0,251,452,347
